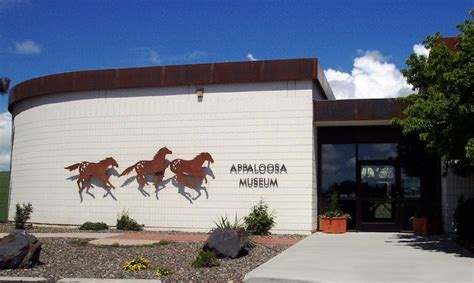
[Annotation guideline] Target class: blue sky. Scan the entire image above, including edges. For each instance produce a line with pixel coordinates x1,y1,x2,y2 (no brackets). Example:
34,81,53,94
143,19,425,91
0,0,471,169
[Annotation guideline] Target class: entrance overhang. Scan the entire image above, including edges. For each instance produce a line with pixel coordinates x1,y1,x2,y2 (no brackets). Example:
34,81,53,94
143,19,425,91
313,98,407,125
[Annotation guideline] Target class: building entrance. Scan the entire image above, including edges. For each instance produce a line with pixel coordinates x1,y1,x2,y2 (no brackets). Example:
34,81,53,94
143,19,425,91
357,163,399,231
318,126,441,232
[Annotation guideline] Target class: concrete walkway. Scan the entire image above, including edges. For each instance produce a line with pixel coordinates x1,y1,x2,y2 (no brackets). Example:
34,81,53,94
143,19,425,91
244,233,474,283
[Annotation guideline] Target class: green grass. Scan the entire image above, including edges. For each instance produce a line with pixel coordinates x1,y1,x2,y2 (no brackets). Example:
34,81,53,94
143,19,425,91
0,171,10,222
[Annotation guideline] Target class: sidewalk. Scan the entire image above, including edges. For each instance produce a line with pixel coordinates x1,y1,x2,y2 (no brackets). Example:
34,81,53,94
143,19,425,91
244,232,474,283
0,231,300,246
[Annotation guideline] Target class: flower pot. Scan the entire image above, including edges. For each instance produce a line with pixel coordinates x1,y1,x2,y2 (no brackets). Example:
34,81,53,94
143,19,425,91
412,217,428,235
427,217,441,235
319,217,348,233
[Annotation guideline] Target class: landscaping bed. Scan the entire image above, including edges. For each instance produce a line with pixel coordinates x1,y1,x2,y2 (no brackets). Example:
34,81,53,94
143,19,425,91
0,237,290,281
0,223,206,234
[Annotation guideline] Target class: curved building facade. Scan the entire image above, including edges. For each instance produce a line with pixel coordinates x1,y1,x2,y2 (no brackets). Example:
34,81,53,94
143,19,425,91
8,59,331,233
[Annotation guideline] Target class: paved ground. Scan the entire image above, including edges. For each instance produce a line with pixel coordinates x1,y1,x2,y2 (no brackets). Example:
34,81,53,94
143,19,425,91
244,232,474,283
0,231,300,246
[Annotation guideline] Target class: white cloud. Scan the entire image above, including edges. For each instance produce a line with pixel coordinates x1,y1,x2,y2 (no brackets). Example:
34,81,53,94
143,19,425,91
146,49,206,64
186,51,207,60
0,0,28,11
413,43,430,57
0,112,12,171
148,50,161,64
14,39,41,54
246,53,258,61
324,50,412,99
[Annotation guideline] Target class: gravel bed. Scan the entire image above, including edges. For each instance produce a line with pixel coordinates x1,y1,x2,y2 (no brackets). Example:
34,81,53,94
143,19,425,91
0,238,289,282
0,223,208,235
0,223,307,241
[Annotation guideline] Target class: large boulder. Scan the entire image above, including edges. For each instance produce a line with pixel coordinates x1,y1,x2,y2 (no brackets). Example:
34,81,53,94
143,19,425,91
203,228,248,259
0,231,42,269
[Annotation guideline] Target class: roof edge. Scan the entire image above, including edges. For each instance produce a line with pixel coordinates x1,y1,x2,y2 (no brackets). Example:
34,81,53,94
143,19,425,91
9,58,332,112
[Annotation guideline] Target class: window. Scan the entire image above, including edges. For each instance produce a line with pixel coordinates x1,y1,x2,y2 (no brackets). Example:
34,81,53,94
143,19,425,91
321,144,356,199
358,143,398,161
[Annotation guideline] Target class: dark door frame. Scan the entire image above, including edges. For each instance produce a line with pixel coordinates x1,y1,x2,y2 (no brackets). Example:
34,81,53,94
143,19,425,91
356,160,401,232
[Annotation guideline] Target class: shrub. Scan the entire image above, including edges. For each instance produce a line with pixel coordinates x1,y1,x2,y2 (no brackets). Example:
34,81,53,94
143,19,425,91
246,238,257,249
122,257,150,271
155,266,171,278
116,210,144,231
244,200,275,235
158,239,170,245
69,239,89,246
14,203,33,229
454,197,474,241
79,221,109,231
191,250,219,268
213,214,244,230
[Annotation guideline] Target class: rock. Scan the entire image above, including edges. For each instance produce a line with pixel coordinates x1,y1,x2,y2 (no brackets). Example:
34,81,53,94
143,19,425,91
0,231,42,269
203,228,248,259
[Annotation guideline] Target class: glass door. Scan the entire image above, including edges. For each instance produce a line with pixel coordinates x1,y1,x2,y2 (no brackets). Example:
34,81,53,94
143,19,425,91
357,163,400,231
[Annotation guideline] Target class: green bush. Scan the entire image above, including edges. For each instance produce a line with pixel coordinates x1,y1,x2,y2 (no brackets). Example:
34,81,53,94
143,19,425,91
155,266,172,278
79,221,109,231
454,197,474,241
122,257,150,271
191,250,219,268
116,210,144,231
244,200,275,235
14,203,33,229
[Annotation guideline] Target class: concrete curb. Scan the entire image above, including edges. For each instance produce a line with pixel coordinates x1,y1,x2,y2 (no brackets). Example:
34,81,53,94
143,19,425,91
0,277,50,283
57,279,161,283
0,233,123,239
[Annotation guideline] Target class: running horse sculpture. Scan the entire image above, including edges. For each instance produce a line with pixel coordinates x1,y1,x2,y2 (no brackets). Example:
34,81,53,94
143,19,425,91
65,157,119,191
119,146,172,187
169,152,214,188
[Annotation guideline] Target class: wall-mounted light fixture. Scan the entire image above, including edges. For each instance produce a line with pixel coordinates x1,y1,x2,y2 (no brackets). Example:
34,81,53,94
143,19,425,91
196,88,204,102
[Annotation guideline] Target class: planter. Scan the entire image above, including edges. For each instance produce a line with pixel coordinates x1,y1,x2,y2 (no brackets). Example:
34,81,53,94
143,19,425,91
412,217,428,235
319,216,348,233
412,217,441,235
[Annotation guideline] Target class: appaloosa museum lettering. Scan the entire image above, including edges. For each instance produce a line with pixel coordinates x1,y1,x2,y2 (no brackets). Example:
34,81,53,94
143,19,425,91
230,163,287,188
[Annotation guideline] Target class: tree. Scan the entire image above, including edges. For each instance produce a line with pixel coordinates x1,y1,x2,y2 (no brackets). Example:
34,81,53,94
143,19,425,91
394,10,474,173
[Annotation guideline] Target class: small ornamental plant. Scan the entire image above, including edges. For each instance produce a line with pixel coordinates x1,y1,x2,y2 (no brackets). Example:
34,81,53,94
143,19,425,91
213,214,244,230
321,191,351,219
14,202,33,229
116,210,144,231
191,250,219,268
155,266,172,278
122,257,150,271
244,200,275,235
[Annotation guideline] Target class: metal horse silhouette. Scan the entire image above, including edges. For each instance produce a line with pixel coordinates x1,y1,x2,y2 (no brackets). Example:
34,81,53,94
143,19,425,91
170,152,214,189
65,157,119,191
119,147,172,189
